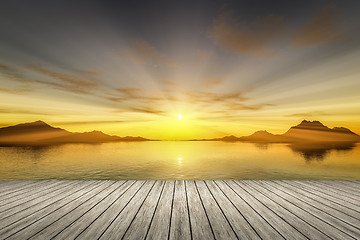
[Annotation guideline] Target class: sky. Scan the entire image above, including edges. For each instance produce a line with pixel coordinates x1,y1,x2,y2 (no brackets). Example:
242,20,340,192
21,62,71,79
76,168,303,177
0,0,360,140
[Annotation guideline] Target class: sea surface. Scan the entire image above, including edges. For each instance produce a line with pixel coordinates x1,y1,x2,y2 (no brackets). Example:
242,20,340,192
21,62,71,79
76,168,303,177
0,141,359,180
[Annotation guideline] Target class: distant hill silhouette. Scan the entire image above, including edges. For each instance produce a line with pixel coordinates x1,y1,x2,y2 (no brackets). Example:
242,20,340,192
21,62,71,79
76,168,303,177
193,120,360,143
0,121,150,146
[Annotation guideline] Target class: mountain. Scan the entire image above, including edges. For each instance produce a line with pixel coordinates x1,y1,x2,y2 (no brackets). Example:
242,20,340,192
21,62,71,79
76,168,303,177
239,130,286,142
193,120,359,143
0,121,150,146
1,120,359,145
283,120,359,142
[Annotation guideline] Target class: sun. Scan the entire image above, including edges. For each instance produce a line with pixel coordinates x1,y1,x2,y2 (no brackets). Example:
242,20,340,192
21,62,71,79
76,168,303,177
178,115,182,120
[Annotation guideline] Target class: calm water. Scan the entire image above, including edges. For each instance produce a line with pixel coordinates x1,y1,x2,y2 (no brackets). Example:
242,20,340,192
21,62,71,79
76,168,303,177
0,141,359,180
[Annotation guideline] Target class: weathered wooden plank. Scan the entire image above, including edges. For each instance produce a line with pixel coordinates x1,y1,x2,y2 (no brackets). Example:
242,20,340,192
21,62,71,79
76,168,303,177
122,181,165,239
0,181,91,228
319,181,360,191
307,181,360,200
331,181,360,192
98,181,156,239
0,181,51,201
0,181,52,206
0,181,40,196
204,181,260,240
232,180,326,239
214,181,282,239
146,181,174,240
314,181,360,196
293,181,360,208
0,181,79,219
249,181,358,239
0,181,72,212
287,180,360,208
349,180,360,185
0,180,359,240
18,181,126,240
229,181,307,239
0,181,102,239
168,180,191,240
75,181,146,239
268,181,360,236
0,180,34,189
195,181,237,239
277,181,360,221
186,180,215,239
50,181,135,240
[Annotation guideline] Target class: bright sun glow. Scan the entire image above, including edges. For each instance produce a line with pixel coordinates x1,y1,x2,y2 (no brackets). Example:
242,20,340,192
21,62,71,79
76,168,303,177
178,115,182,120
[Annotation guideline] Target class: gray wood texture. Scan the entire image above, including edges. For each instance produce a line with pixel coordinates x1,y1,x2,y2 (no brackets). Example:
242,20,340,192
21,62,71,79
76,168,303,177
0,180,359,240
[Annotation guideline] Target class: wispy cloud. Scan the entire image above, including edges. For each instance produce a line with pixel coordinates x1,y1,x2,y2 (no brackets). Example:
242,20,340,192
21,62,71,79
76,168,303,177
186,91,247,103
0,63,16,71
196,49,214,60
115,88,144,98
285,111,329,117
0,87,31,95
0,63,30,83
121,39,177,67
292,4,341,47
1,63,106,95
209,12,284,57
114,87,174,102
203,77,225,89
78,69,102,77
161,80,182,88
27,64,99,89
0,108,54,116
130,106,166,115
107,86,274,118
225,102,275,111
53,120,125,125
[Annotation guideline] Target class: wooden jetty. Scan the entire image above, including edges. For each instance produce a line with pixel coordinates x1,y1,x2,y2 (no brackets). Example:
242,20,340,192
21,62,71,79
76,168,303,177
0,180,359,239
